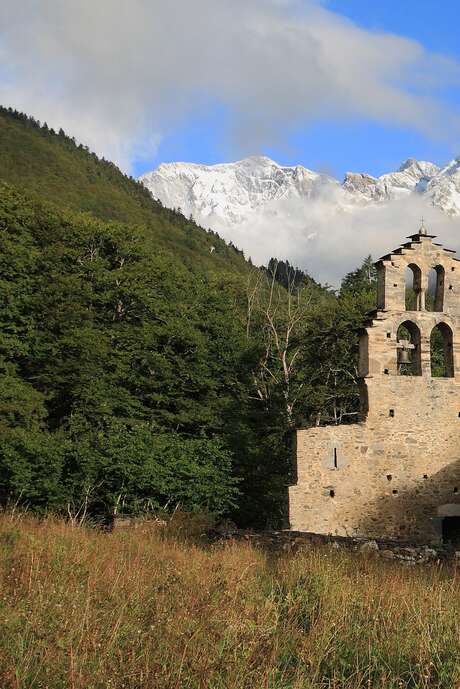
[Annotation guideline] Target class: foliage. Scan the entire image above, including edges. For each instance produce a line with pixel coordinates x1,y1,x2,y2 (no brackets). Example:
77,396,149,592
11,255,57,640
0,183,246,517
0,106,377,526
430,326,447,378
266,257,318,290
0,105,247,274
0,180,375,524
340,254,377,307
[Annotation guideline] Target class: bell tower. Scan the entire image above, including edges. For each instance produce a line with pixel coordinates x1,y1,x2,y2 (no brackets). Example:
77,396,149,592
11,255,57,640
289,225,460,544
361,223,460,424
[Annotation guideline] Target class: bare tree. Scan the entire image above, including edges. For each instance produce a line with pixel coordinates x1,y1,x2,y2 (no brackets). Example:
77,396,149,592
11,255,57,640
246,261,314,427
66,483,100,527
313,363,360,427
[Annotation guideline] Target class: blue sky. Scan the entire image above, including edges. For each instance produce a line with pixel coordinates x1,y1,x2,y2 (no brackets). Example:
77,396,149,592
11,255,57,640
140,0,460,180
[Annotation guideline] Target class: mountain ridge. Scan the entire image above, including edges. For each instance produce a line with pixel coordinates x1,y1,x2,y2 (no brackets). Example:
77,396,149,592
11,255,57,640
0,105,249,275
139,155,460,231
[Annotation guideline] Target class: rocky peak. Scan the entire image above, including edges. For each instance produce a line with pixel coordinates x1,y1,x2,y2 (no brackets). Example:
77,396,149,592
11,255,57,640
139,154,460,230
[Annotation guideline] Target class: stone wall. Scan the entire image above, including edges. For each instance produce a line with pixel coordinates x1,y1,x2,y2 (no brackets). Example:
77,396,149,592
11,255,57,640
289,232,460,544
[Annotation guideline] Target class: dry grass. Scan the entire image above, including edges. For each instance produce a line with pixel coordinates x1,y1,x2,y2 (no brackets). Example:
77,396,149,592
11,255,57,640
1,514,460,688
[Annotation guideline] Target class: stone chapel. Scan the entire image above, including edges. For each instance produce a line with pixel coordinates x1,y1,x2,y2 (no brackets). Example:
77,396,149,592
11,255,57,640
289,224,460,544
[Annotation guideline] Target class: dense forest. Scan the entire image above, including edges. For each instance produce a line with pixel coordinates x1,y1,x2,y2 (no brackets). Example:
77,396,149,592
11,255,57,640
0,106,377,527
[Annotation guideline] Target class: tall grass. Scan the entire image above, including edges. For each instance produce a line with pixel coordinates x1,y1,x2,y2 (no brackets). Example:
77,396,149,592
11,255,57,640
0,514,459,688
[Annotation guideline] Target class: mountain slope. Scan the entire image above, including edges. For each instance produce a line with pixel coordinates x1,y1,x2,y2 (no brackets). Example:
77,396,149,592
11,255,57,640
140,155,460,231
0,106,161,225
426,158,460,216
0,106,248,275
140,156,337,226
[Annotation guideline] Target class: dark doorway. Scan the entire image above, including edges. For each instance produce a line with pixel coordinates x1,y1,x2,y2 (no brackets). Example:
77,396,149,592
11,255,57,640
442,516,460,546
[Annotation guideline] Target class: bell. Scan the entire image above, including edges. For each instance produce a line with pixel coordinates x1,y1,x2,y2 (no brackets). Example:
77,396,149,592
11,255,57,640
398,348,411,365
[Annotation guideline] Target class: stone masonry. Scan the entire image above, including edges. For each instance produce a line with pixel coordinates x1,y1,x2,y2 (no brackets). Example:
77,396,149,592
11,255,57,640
289,226,460,544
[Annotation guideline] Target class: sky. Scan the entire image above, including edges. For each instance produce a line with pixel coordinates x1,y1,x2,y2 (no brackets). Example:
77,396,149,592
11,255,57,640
2,0,460,178
146,0,460,180
2,0,460,280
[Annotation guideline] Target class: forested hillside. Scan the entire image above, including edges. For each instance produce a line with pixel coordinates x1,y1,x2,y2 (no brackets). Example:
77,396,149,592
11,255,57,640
0,106,247,274
0,107,376,526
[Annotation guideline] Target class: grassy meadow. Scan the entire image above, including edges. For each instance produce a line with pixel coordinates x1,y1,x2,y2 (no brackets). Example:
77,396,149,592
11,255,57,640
1,513,460,689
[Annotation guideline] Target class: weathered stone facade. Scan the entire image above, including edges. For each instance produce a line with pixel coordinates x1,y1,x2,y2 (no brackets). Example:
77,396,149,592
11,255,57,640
289,227,460,544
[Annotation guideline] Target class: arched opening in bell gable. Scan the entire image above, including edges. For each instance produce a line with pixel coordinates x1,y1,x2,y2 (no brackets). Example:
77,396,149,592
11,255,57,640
426,265,445,312
396,320,421,376
404,264,422,310
430,322,454,377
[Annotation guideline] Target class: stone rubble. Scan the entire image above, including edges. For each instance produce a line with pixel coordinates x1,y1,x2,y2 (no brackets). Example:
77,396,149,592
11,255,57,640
212,528,459,564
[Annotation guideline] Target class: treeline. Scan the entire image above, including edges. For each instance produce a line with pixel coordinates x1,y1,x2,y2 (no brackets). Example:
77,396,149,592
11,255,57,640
0,105,154,205
0,106,251,277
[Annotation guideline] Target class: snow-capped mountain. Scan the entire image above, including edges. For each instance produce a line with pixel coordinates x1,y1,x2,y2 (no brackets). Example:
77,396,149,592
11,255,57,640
425,159,460,217
342,159,440,203
140,156,337,226
139,155,460,230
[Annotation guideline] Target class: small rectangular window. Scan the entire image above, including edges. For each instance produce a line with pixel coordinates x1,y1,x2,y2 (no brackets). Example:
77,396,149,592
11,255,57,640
329,489,335,498
423,474,428,479
392,489,398,495
393,283,398,287
389,409,395,417
386,332,391,338
384,368,389,375
454,487,458,494
386,474,392,481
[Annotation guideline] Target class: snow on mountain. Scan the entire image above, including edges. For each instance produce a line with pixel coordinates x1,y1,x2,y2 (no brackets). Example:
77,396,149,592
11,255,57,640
139,154,460,285
139,155,460,232
425,158,460,217
140,156,338,227
342,159,441,204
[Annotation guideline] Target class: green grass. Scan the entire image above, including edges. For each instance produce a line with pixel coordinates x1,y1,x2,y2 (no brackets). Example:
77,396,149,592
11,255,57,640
1,513,460,688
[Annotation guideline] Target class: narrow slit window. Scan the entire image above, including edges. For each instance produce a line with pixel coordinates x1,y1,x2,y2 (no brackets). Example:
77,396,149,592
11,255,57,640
333,448,338,469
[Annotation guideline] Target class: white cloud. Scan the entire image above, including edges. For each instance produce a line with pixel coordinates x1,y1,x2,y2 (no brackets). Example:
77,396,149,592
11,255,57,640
209,193,460,286
1,0,460,171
